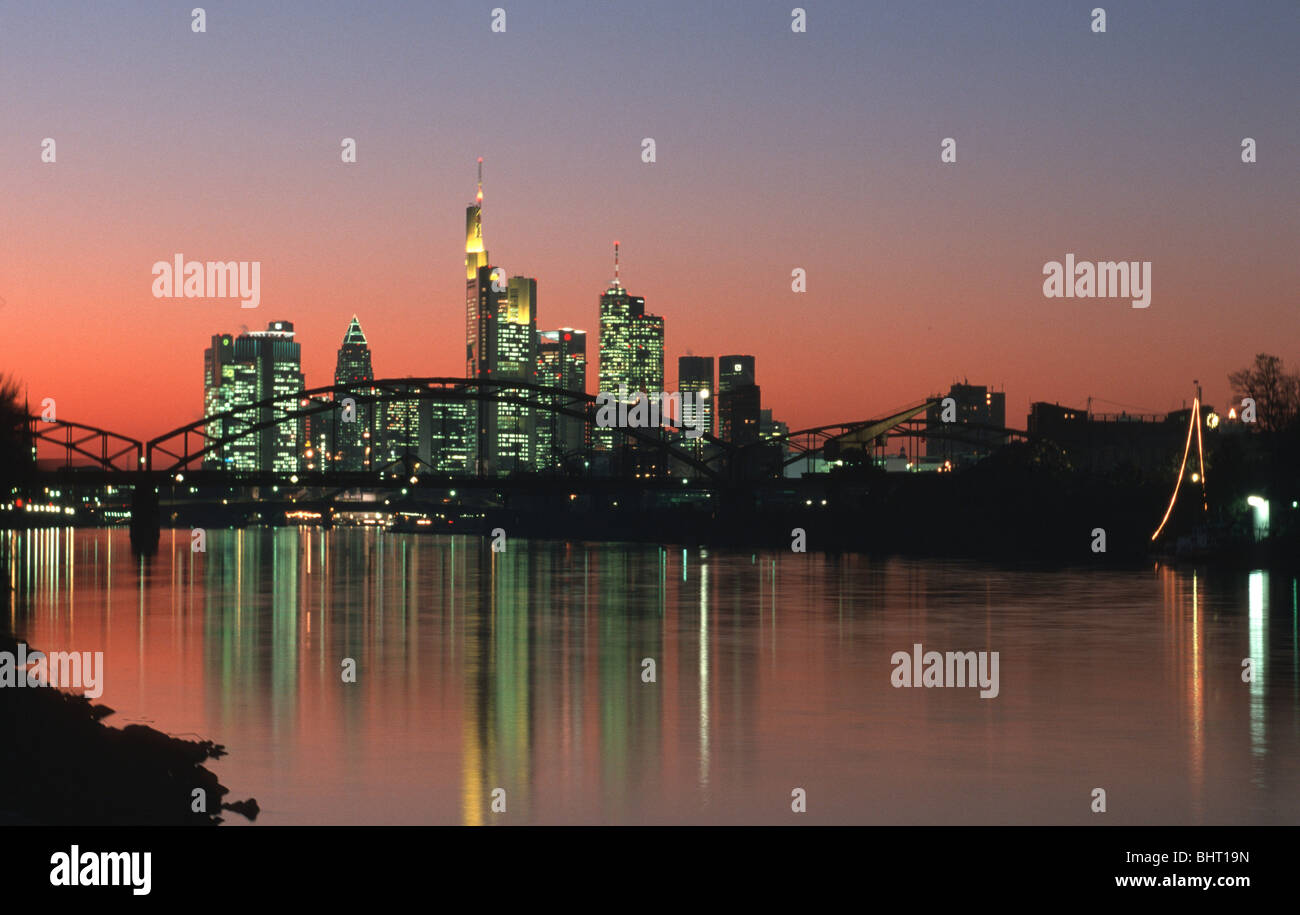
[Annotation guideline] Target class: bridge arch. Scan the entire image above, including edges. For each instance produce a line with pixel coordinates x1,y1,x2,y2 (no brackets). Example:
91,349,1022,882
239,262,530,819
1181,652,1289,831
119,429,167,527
146,377,728,481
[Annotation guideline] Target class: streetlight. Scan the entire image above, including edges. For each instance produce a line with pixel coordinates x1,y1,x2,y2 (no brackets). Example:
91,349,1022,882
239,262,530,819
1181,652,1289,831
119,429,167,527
1246,495,1270,541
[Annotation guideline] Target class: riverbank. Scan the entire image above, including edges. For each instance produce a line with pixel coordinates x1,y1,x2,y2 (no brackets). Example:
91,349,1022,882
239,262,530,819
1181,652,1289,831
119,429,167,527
0,633,258,825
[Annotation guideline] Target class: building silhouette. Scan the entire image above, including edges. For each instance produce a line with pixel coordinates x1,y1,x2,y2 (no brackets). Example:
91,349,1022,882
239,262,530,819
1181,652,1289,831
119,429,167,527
717,355,760,445
925,381,1007,465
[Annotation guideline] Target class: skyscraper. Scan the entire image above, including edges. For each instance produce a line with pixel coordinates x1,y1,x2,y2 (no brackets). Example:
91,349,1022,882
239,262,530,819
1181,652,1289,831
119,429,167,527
464,157,497,474
333,315,374,471
465,159,492,376
378,383,422,472
718,355,760,445
537,328,588,470
462,159,537,474
203,333,257,471
490,276,538,473
677,355,714,454
203,321,305,472
596,243,664,451
428,399,473,473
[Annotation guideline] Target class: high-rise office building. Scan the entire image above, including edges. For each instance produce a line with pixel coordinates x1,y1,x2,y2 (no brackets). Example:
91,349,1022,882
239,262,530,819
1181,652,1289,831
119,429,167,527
203,334,257,471
428,399,473,473
378,384,422,472
464,158,497,474
596,243,664,451
677,355,714,453
462,160,537,474
203,321,305,472
718,354,760,445
333,315,374,471
489,276,538,473
537,328,588,470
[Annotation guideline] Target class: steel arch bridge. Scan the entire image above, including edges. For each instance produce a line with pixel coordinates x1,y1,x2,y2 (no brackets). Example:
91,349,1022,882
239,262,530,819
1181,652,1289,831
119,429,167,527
144,376,731,480
728,400,1033,471
23,416,143,472
20,387,1033,484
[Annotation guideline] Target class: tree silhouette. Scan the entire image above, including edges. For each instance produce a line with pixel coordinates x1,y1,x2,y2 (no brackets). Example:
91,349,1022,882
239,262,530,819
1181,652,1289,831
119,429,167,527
0,373,32,486
1229,353,1300,434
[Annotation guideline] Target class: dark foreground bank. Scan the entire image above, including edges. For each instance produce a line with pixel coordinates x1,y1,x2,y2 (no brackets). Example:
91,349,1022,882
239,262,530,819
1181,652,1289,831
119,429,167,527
0,632,258,826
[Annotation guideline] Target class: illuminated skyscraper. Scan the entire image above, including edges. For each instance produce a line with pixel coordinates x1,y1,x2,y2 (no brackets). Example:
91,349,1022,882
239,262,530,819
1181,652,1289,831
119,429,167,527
596,243,664,451
203,333,257,471
333,315,374,471
677,355,714,451
537,328,588,470
379,385,422,472
490,276,538,473
465,158,492,378
428,398,473,473
203,321,305,472
464,158,498,474
462,159,536,474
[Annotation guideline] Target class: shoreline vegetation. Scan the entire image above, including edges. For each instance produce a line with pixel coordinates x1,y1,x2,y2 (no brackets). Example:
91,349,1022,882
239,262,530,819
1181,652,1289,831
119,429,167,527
0,633,259,826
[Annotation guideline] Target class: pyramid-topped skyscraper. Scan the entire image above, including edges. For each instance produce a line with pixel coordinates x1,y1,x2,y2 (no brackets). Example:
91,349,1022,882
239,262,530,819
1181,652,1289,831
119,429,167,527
333,315,374,470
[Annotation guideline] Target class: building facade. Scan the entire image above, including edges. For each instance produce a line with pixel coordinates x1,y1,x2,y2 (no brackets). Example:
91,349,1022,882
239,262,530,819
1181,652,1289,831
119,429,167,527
677,355,714,451
202,321,305,472
717,355,760,445
596,245,664,452
333,315,375,471
537,328,588,471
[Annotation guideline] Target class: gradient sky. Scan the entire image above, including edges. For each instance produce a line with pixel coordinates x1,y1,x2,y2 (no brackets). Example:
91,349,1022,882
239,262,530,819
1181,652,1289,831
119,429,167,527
2,0,1297,444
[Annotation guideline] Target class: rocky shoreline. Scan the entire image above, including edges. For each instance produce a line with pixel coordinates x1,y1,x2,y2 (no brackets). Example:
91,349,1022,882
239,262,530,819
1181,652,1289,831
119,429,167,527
0,632,258,826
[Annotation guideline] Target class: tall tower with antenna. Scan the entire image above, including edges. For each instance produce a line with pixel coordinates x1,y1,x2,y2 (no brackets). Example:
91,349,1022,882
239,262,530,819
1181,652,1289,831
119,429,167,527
463,157,502,473
465,157,488,281
596,240,664,454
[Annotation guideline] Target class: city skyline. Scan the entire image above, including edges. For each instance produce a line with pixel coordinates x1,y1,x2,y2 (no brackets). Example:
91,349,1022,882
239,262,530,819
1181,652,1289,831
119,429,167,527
3,0,1299,857
2,0,1296,446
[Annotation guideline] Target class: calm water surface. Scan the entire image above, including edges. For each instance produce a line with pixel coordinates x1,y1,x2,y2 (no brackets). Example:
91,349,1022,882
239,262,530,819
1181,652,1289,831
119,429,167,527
6,527,1299,824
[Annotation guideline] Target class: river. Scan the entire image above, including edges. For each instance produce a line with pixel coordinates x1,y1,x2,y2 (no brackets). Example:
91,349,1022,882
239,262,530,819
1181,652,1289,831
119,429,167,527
5,526,1297,824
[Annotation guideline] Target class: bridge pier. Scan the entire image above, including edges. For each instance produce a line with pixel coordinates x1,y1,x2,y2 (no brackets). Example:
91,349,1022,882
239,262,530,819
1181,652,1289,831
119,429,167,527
129,481,160,555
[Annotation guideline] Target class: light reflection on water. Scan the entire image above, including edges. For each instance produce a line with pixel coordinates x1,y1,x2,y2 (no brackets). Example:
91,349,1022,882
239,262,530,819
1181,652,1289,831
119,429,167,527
5,527,1299,825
